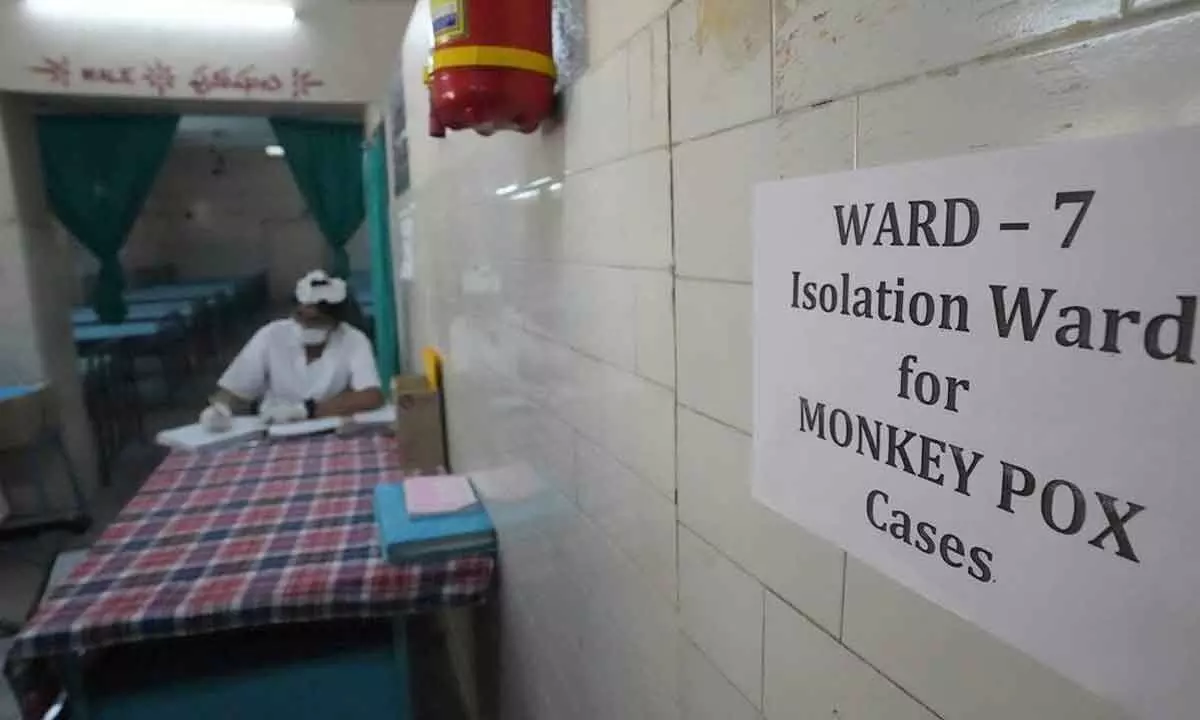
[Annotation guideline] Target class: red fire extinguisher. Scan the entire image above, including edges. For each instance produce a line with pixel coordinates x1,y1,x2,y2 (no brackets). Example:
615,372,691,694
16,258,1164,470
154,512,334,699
426,0,556,137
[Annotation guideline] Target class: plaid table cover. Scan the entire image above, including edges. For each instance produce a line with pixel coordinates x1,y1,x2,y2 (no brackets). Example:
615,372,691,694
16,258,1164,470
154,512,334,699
8,433,495,662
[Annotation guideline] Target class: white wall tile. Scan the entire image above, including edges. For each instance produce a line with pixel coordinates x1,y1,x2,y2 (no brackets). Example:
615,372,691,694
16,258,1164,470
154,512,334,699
859,12,1200,167
566,20,669,174
563,150,673,269
673,119,772,283
563,50,627,173
676,279,751,432
673,102,854,283
634,269,676,387
841,560,1129,720
670,0,773,142
775,0,1120,111
679,636,763,720
557,264,637,370
575,515,681,720
586,0,674,66
576,435,677,601
522,406,578,503
628,18,672,153
764,593,938,720
678,408,844,634
398,0,1200,717
601,366,677,498
679,526,764,709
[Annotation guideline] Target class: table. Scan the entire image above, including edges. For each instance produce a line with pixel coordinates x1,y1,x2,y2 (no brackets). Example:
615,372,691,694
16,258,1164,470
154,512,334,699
72,302,197,326
0,385,39,402
6,433,495,719
72,321,171,345
77,348,143,487
123,283,234,304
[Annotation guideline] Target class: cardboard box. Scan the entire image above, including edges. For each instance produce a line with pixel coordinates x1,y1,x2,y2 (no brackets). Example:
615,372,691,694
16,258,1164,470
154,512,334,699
391,375,445,473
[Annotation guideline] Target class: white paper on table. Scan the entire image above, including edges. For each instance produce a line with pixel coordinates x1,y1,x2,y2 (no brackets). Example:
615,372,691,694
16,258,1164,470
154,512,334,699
404,475,479,517
351,404,397,426
266,417,343,439
156,417,266,451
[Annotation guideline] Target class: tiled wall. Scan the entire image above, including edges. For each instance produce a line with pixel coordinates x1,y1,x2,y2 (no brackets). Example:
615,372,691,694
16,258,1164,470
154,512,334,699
397,1,1200,718
73,143,368,302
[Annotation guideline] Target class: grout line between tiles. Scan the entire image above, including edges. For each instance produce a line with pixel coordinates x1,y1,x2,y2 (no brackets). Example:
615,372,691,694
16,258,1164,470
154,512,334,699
675,274,752,287
676,401,751,439
760,586,768,711
853,95,860,171
466,310,679,506
763,585,947,720
680,632,762,716
665,5,684,616
481,306,677,395
769,0,777,117
677,525,768,711
837,551,848,640
769,0,1198,132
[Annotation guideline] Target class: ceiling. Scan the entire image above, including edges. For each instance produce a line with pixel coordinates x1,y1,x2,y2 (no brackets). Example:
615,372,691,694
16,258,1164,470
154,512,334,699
175,115,277,149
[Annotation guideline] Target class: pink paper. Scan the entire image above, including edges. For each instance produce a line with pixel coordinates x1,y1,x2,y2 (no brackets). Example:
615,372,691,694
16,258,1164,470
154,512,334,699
404,475,478,517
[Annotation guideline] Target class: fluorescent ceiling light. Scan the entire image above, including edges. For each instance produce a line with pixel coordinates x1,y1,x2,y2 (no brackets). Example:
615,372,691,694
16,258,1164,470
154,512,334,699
494,184,519,197
265,145,286,158
25,0,296,30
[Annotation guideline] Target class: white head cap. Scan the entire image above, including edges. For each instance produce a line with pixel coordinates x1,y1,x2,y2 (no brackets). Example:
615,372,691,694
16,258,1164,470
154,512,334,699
295,270,348,306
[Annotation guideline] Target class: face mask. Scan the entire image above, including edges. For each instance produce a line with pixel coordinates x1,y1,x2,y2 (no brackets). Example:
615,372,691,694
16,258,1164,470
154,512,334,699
293,320,330,347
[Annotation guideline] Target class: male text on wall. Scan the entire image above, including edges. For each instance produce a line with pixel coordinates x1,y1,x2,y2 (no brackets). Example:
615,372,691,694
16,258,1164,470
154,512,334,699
753,128,1198,720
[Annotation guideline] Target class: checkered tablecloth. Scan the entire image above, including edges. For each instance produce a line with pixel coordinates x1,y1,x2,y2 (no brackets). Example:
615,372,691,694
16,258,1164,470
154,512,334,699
7,433,495,662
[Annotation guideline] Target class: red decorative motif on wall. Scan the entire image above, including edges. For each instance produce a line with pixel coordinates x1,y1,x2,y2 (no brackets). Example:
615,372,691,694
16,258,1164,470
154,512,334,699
82,66,136,85
27,57,326,100
189,65,284,97
143,60,176,97
28,56,71,87
291,69,325,98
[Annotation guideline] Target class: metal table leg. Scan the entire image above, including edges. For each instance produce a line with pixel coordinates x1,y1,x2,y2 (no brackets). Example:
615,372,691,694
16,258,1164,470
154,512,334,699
392,616,415,720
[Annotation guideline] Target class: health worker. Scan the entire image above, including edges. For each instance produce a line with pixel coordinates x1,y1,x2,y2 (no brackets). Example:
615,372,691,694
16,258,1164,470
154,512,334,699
199,270,384,432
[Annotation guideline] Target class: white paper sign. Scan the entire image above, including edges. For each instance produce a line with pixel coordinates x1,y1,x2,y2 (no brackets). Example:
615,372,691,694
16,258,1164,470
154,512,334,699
753,128,1200,720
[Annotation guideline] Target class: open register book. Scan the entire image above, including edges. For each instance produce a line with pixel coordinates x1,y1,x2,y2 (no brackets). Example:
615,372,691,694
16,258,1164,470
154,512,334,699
266,404,396,439
156,405,399,451
155,417,267,452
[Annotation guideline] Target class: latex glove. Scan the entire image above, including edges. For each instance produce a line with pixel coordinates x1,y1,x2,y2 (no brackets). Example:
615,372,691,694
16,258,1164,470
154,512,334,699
199,402,233,433
258,399,309,425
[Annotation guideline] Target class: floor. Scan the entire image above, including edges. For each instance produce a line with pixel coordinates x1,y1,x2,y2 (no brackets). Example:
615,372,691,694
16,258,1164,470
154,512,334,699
1,316,470,720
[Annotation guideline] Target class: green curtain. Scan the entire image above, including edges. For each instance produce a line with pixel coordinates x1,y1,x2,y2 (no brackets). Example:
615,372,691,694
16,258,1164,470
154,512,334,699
37,114,179,323
364,126,401,380
270,118,365,278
